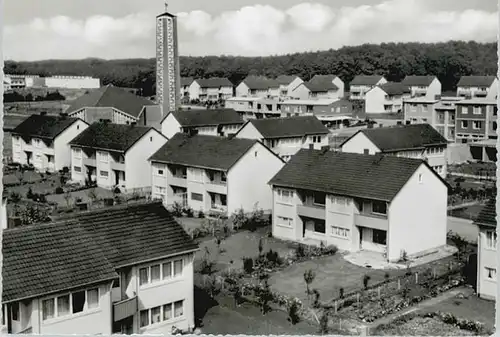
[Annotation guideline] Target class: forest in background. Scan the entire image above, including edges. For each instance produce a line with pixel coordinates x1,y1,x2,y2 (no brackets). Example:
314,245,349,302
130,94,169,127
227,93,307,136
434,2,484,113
4,41,497,97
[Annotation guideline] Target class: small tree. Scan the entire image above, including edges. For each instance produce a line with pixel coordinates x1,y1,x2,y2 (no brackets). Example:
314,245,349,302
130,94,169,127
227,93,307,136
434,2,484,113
87,188,98,205
287,300,301,325
64,191,72,207
339,287,345,299
26,187,34,200
256,280,273,314
304,269,316,295
363,274,371,290
258,237,264,256
319,311,329,334
242,257,254,274
312,289,321,308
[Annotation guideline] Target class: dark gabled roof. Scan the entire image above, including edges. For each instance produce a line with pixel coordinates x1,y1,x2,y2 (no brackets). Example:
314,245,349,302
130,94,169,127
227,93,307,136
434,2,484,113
195,77,233,88
344,124,448,152
379,82,411,96
181,77,194,86
269,149,432,202
474,198,497,228
149,133,257,171
3,202,198,303
401,75,437,86
11,115,82,140
243,76,279,90
166,108,244,127
65,84,155,118
69,122,155,153
276,75,299,85
350,75,385,86
240,116,329,139
304,74,339,92
457,76,497,87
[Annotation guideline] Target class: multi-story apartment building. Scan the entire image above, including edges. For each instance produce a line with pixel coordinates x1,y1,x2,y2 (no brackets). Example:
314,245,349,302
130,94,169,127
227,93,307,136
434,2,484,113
234,116,330,161
225,97,281,120
403,97,438,124
291,75,345,100
149,133,284,215
279,99,354,129
160,108,244,139
268,149,448,262
454,98,497,144
11,114,89,172
340,123,448,177
180,77,194,100
474,198,497,301
69,122,168,191
4,74,43,89
65,84,157,126
275,75,304,99
401,75,442,99
43,76,101,89
235,76,280,98
188,78,234,102
2,202,199,335
365,82,411,114
349,75,387,100
456,76,498,100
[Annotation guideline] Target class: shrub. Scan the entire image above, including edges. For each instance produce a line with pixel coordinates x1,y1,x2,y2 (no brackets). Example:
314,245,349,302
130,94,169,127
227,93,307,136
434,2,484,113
62,166,69,174
312,289,321,308
295,244,307,259
242,257,254,274
230,208,247,229
287,300,301,324
339,287,344,299
113,187,121,194
55,187,64,194
172,202,184,217
319,311,329,334
363,274,371,289
198,210,205,218
183,206,194,218
265,249,283,267
38,194,47,203
26,187,34,200
304,269,316,295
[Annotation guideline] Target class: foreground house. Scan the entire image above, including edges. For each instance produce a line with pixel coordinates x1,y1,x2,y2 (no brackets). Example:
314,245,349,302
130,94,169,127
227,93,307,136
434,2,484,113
474,198,497,301
188,78,234,102
401,76,442,99
365,82,411,114
234,116,330,161
456,76,498,100
268,149,448,262
149,133,284,215
349,75,387,100
340,123,448,177
2,202,198,335
291,75,345,100
65,84,159,126
11,114,89,172
160,109,244,138
69,122,168,191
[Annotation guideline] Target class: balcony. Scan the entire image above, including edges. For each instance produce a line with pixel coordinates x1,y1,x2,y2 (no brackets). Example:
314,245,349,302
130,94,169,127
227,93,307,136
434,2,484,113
457,89,471,97
414,88,427,94
205,180,227,194
83,157,96,167
113,296,138,322
355,213,388,231
297,204,326,220
474,91,488,97
169,174,187,188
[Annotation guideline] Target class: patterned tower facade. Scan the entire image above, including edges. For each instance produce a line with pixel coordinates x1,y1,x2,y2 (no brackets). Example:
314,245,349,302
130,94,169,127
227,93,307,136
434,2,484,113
156,5,181,116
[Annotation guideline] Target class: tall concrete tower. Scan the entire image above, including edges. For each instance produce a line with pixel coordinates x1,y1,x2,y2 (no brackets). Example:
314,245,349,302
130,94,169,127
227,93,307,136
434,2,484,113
156,1,181,116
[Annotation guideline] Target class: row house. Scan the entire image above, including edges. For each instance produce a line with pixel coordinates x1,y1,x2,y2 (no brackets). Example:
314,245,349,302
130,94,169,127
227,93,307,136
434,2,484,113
149,133,284,215
69,122,167,192
268,149,449,262
401,75,442,99
279,99,354,129
291,75,345,100
65,84,159,127
365,82,411,114
160,108,244,139
4,74,42,89
11,114,89,172
225,97,281,120
2,202,198,335
456,76,498,100
275,75,304,99
235,76,280,99
455,98,497,144
234,115,329,162
340,123,448,178
349,75,387,100
188,78,234,102
474,198,497,301
180,77,194,100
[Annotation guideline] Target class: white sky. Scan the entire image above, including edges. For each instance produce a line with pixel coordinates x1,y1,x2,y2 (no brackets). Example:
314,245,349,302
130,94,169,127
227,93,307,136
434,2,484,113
3,0,498,61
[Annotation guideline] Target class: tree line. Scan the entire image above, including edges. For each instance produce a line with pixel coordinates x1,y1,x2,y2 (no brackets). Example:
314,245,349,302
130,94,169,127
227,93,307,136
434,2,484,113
4,41,496,96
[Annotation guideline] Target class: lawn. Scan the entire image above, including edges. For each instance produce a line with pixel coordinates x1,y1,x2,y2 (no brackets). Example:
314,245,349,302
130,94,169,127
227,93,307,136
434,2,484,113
448,204,486,220
374,316,477,336
449,162,496,177
46,187,114,206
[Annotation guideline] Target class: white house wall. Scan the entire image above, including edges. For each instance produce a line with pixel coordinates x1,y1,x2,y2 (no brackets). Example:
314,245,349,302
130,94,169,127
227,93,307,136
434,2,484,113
188,81,201,100
365,87,385,114
477,228,497,300
387,164,447,262
332,77,345,98
54,120,88,171
234,123,264,141
236,82,250,97
161,114,183,139
340,132,381,155
290,84,311,100
426,78,442,100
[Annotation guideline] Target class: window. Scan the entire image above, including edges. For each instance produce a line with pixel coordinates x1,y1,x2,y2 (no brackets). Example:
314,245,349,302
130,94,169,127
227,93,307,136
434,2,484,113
312,136,322,143
473,121,482,129
485,267,496,280
221,194,227,206
112,278,120,288
140,310,149,327
57,295,70,316
163,303,172,321
473,105,481,114
162,262,172,279
157,168,164,176
313,192,326,206
313,220,326,234
331,226,349,238
373,229,387,245
151,265,161,282
461,120,468,128
363,149,369,155
155,186,166,195
486,230,497,250
174,301,184,317
418,173,423,183
277,189,293,204
277,216,293,228
174,259,183,277
73,148,82,158
72,291,85,313
422,104,428,112
11,302,19,321
372,201,387,215
99,152,109,163
151,306,161,324
461,107,468,114
191,168,204,182
74,166,82,173
42,298,55,320
191,192,203,201
100,170,108,178
139,267,149,285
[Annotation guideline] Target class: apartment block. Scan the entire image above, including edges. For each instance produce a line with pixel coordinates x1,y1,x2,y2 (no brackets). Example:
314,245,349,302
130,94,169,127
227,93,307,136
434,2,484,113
225,97,281,120
279,99,354,129
234,116,330,161
268,149,448,262
456,76,498,100
235,76,280,98
149,133,284,215
365,82,411,114
11,114,89,172
401,75,442,99
180,77,194,100
188,78,234,102
275,75,304,99
2,202,199,335
69,122,168,192
455,98,497,143
349,75,387,100
291,75,345,100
